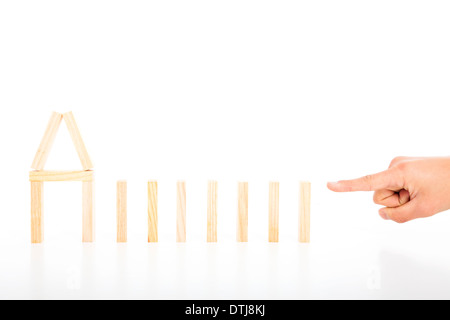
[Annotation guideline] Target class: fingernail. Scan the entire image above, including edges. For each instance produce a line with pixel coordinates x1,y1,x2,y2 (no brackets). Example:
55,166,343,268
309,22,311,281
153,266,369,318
379,209,389,220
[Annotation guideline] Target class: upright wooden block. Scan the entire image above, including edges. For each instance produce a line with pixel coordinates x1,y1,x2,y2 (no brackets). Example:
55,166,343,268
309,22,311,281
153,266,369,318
207,180,218,242
31,112,63,170
148,181,158,242
63,111,93,170
82,181,95,242
237,182,248,242
31,182,44,243
268,181,279,242
176,181,186,242
299,181,311,243
117,180,127,243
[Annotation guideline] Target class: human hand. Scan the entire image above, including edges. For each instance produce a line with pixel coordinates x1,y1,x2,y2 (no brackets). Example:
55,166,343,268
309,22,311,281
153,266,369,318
327,157,450,223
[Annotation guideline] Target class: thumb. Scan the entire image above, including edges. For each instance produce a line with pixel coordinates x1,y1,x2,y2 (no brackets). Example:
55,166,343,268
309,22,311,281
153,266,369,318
379,200,422,223
327,168,402,192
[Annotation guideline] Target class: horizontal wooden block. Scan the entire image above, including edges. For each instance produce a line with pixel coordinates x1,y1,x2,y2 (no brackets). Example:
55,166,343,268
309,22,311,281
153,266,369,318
29,170,94,182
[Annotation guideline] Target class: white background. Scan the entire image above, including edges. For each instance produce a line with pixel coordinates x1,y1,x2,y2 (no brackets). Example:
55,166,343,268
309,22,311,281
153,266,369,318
1,0,450,299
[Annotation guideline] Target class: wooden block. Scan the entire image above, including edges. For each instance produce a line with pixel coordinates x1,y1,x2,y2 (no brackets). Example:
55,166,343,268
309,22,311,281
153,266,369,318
176,181,186,242
299,181,311,243
31,112,63,170
31,182,44,243
207,180,218,242
63,111,93,170
237,182,248,242
82,181,95,242
268,181,279,242
148,181,158,242
29,170,94,182
117,180,127,243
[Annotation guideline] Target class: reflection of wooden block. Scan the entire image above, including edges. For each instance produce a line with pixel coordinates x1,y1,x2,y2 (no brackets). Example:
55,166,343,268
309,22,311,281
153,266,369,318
31,112,63,170
117,181,127,243
148,181,158,242
299,182,311,243
31,182,44,243
176,181,186,242
207,180,218,242
63,111,93,170
29,170,94,182
268,182,279,242
237,182,248,242
82,181,95,242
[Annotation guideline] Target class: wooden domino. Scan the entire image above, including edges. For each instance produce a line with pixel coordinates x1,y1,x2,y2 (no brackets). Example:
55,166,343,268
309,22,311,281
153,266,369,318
63,111,93,170
299,181,311,243
29,170,93,182
207,180,218,242
176,181,186,242
117,180,127,243
237,182,248,242
30,182,44,243
268,181,279,242
82,181,95,242
31,112,63,170
148,180,158,242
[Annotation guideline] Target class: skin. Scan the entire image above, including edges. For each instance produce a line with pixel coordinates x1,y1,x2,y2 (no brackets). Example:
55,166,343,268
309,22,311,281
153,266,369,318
327,157,450,223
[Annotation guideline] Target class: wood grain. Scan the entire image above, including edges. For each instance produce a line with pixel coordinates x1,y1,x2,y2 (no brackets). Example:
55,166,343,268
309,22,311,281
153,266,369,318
148,181,158,242
268,181,279,242
31,182,44,243
207,180,218,242
299,181,311,243
237,182,248,242
176,181,186,242
31,112,63,170
29,170,94,182
117,180,127,243
82,181,95,242
63,111,93,170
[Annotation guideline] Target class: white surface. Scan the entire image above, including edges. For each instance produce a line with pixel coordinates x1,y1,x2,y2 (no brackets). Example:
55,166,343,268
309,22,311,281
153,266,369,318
1,0,450,299
4,231,450,299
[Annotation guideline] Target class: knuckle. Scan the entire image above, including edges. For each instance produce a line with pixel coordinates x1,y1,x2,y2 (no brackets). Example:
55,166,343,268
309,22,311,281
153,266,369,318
363,175,374,190
373,192,382,204
395,161,409,171
389,164,407,185
390,212,409,224
389,156,405,168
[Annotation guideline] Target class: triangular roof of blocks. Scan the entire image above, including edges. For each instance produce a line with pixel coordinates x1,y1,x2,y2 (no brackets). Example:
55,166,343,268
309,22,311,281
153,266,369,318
31,111,93,170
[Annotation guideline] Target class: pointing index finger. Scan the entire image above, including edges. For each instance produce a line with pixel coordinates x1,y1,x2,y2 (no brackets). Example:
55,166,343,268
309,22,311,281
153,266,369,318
327,169,401,192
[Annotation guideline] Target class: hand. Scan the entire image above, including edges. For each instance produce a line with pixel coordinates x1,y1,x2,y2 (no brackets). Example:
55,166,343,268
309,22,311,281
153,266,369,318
327,157,450,223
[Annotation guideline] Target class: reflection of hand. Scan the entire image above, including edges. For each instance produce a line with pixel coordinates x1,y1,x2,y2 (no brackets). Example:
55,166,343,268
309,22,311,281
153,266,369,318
327,157,450,223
